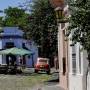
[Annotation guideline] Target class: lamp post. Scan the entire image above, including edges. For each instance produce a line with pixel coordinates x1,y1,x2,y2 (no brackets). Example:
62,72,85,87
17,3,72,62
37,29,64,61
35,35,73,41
55,7,63,22
54,7,64,74
49,1,69,90
53,3,69,90
55,7,68,23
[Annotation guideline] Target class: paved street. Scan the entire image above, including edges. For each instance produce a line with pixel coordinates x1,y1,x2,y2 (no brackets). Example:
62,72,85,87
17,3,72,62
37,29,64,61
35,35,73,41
31,84,64,90
30,68,64,90
0,68,64,90
41,85,64,90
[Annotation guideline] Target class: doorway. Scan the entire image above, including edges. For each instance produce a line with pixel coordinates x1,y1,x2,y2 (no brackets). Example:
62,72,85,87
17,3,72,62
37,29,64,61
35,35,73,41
5,42,16,65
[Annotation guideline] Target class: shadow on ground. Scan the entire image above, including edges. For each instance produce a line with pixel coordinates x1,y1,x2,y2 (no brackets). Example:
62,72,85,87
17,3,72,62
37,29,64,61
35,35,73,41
44,72,59,85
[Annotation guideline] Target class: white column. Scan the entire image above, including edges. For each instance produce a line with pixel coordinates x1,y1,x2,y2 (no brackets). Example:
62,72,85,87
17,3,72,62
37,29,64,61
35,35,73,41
68,35,73,74
76,43,80,74
58,23,63,72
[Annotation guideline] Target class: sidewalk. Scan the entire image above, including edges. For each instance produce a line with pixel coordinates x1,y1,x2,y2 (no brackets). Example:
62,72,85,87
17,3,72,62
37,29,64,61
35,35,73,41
41,84,64,90
31,68,64,90
31,84,64,90
25,68,63,90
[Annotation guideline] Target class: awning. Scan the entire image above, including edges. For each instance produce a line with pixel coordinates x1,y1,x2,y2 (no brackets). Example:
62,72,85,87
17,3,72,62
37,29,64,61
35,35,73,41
0,47,33,55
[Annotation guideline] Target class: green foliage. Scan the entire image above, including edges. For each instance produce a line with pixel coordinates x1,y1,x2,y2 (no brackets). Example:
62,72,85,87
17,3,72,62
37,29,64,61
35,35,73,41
0,17,3,32
26,0,58,58
0,17,3,26
2,0,58,61
3,7,29,31
68,0,90,52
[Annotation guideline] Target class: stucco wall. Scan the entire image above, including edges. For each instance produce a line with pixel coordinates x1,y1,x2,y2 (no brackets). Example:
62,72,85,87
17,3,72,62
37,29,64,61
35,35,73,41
58,23,68,90
26,45,38,67
68,40,88,90
1,38,23,64
87,72,90,90
0,27,38,67
69,74,85,90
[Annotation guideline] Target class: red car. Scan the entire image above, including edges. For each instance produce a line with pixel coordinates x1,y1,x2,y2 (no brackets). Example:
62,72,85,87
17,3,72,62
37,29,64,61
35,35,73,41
34,58,50,74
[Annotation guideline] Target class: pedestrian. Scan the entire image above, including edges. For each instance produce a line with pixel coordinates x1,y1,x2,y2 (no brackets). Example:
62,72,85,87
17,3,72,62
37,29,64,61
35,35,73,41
18,56,22,65
8,56,12,65
54,55,59,70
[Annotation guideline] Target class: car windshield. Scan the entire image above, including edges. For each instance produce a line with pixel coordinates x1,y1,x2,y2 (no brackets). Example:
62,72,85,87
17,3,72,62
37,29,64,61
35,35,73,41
38,59,48,64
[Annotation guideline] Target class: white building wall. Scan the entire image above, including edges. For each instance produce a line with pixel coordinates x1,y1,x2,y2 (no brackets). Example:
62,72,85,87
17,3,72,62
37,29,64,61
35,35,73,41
58,24,63,73
63,3,89,90
87,72,90,90
69,40,88,90
68,35,72,74
69,74,83,90
82,51,88,75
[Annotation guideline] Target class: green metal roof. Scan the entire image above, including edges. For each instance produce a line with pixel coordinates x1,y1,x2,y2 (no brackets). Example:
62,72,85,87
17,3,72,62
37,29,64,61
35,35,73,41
0,47,33,55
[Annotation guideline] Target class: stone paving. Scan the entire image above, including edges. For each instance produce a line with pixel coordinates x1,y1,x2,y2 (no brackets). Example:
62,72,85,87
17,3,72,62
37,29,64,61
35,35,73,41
0,68,64,90
31,84,64,90
0,75,31,90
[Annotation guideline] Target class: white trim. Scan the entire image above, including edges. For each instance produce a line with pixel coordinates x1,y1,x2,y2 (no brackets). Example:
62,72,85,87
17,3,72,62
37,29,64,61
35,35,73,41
64,5,69,12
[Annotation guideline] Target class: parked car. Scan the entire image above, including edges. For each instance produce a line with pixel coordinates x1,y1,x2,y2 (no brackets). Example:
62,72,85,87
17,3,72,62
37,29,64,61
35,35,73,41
0,64,8,74
34,58,50,74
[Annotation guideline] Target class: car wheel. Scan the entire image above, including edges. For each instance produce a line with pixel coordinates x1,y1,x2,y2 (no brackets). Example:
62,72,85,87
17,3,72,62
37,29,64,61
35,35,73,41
17,69,22,74
46,70,50,74
35,69,38,73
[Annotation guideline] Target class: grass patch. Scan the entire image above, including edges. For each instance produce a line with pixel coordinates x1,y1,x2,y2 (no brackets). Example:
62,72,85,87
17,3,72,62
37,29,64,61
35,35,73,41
0,72,52,90
21,73,51,87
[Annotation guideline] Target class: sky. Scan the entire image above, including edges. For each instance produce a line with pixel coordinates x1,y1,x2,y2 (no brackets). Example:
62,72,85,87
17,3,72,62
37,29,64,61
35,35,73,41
0,0,27,16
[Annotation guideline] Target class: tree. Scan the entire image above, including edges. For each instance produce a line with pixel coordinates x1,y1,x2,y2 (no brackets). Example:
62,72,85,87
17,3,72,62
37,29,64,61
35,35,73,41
3,7,29,36
0,17,3,27
68,0,90,62
0,17,3,32
68,1,90,89
2,0,58,66
26,0,58,60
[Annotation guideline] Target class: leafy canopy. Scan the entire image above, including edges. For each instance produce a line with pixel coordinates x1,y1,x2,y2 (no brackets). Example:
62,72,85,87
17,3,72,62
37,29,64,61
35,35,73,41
68,0,90,52
3,7,29,30
27,0,58,57
1,0,58,59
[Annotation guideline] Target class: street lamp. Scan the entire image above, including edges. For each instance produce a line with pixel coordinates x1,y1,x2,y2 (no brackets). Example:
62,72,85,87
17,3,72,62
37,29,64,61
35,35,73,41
49,0,69,89
55,7,68,23
55,7,63,22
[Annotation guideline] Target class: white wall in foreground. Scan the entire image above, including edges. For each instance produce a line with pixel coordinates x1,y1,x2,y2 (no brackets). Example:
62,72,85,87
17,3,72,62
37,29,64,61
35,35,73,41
68,39,88,90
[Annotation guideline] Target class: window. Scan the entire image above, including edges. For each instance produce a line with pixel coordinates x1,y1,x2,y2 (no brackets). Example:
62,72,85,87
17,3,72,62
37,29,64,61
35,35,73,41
5,42,14,48
72,45,76,74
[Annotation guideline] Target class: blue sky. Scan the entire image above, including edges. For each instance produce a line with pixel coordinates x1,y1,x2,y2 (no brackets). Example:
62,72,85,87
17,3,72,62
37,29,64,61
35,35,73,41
0,0,27,16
